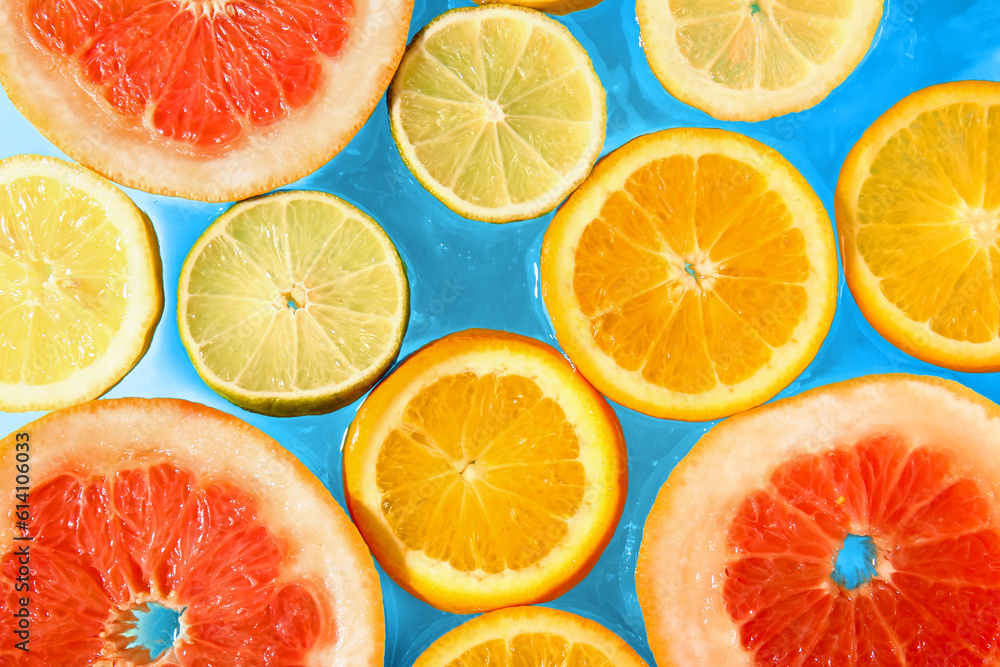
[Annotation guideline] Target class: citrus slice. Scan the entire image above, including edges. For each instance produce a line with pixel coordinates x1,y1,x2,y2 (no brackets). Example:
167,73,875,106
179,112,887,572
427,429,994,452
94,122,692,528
636,0,883,121
177,190,408,417
637,374,1000,666
0,398,383,664
342,329,627,614
0,0,412,201
388,5,606,222
0,154,162,413
836,80,1000,372
473,0,604,16
411,606,649,666
540,128,837,421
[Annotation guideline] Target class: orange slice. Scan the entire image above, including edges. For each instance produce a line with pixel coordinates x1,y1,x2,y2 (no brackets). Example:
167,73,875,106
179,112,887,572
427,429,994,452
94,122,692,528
411,606,650,666
342,329,627,614
541,128,837,421
636,0,883,121
0,398,383,664
836,80,1000,371
0,0,412,201
637,374,1000,666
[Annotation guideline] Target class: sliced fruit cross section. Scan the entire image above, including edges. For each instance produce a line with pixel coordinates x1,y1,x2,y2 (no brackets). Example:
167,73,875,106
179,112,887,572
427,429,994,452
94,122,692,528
0,398,383,666
0,154,162,412
636,0,883,120
0,0,413,200
343,329,626,613
411,606,649,666
637,374,1000,666
177,190,409,417
541,128,837,421
389,5,606,222
837,80,1000,371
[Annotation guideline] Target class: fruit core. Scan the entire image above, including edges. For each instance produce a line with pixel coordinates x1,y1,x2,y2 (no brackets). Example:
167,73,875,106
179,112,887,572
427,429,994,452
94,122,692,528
722,433,1000,665
27,0,355,150
109,601,186,664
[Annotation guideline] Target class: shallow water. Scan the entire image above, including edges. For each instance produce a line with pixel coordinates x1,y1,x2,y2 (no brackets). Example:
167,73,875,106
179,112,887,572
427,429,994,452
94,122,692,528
2,0,1000,663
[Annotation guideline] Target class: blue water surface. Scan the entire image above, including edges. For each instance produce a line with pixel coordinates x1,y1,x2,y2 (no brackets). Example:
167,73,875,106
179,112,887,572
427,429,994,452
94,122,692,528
2,0,1000,664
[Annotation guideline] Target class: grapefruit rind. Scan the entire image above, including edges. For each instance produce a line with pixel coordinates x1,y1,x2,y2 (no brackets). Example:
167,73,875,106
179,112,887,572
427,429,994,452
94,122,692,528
0,154,163,413
636,373,1000,666
541,128,838,421
0,0,414,202
0,398,384,666
388,5,607,223
835,80,1000,372
411,606,650,666
343,329,627,614
176,190,410,417
635,0,884,121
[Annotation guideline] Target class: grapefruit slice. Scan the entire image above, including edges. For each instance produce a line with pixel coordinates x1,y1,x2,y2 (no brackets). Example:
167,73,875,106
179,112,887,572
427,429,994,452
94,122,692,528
0,0,413,202
636,374,1000,666
343,329,627,614
411,606,650,666
0,398,383,665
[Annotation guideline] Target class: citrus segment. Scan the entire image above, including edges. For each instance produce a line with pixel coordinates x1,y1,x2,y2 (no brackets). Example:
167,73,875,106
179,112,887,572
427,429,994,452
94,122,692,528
178,190,408,417
541,128,837,421
0,398,383,665
0,0,413,201
636,0,883,120
0,154,162,412
388,5,606,222
343,329,626,613
637,374,1000,666
411,606,649,667
836,80,1000,371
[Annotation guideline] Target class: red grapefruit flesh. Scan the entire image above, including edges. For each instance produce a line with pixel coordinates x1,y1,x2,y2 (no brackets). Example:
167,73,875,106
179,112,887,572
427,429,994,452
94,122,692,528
0,398,383,665
637,374,1000,666
0,0,413,201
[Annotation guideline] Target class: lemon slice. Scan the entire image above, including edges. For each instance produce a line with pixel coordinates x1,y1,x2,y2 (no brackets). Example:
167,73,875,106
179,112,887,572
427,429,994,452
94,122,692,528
388,5,606,223
636,0,883,121
0,154,162,412
177,191,409,417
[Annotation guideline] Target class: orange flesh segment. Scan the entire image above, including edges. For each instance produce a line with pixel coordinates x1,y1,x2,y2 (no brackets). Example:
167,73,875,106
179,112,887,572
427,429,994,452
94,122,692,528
29,0,353,149
447,633,613,666
0,464,328,665
572,152,810,394
723,434,1000,665
856,101,1000,343
375,372,586,573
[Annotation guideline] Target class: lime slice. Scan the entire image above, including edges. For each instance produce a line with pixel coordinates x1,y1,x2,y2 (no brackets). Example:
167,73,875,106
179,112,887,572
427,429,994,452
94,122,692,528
177,191,409,417
389,5,607,223
0,154,163,412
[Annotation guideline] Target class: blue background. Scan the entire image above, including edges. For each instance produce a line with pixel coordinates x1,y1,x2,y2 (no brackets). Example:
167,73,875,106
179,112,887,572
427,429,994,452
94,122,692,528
2,0,1000,663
